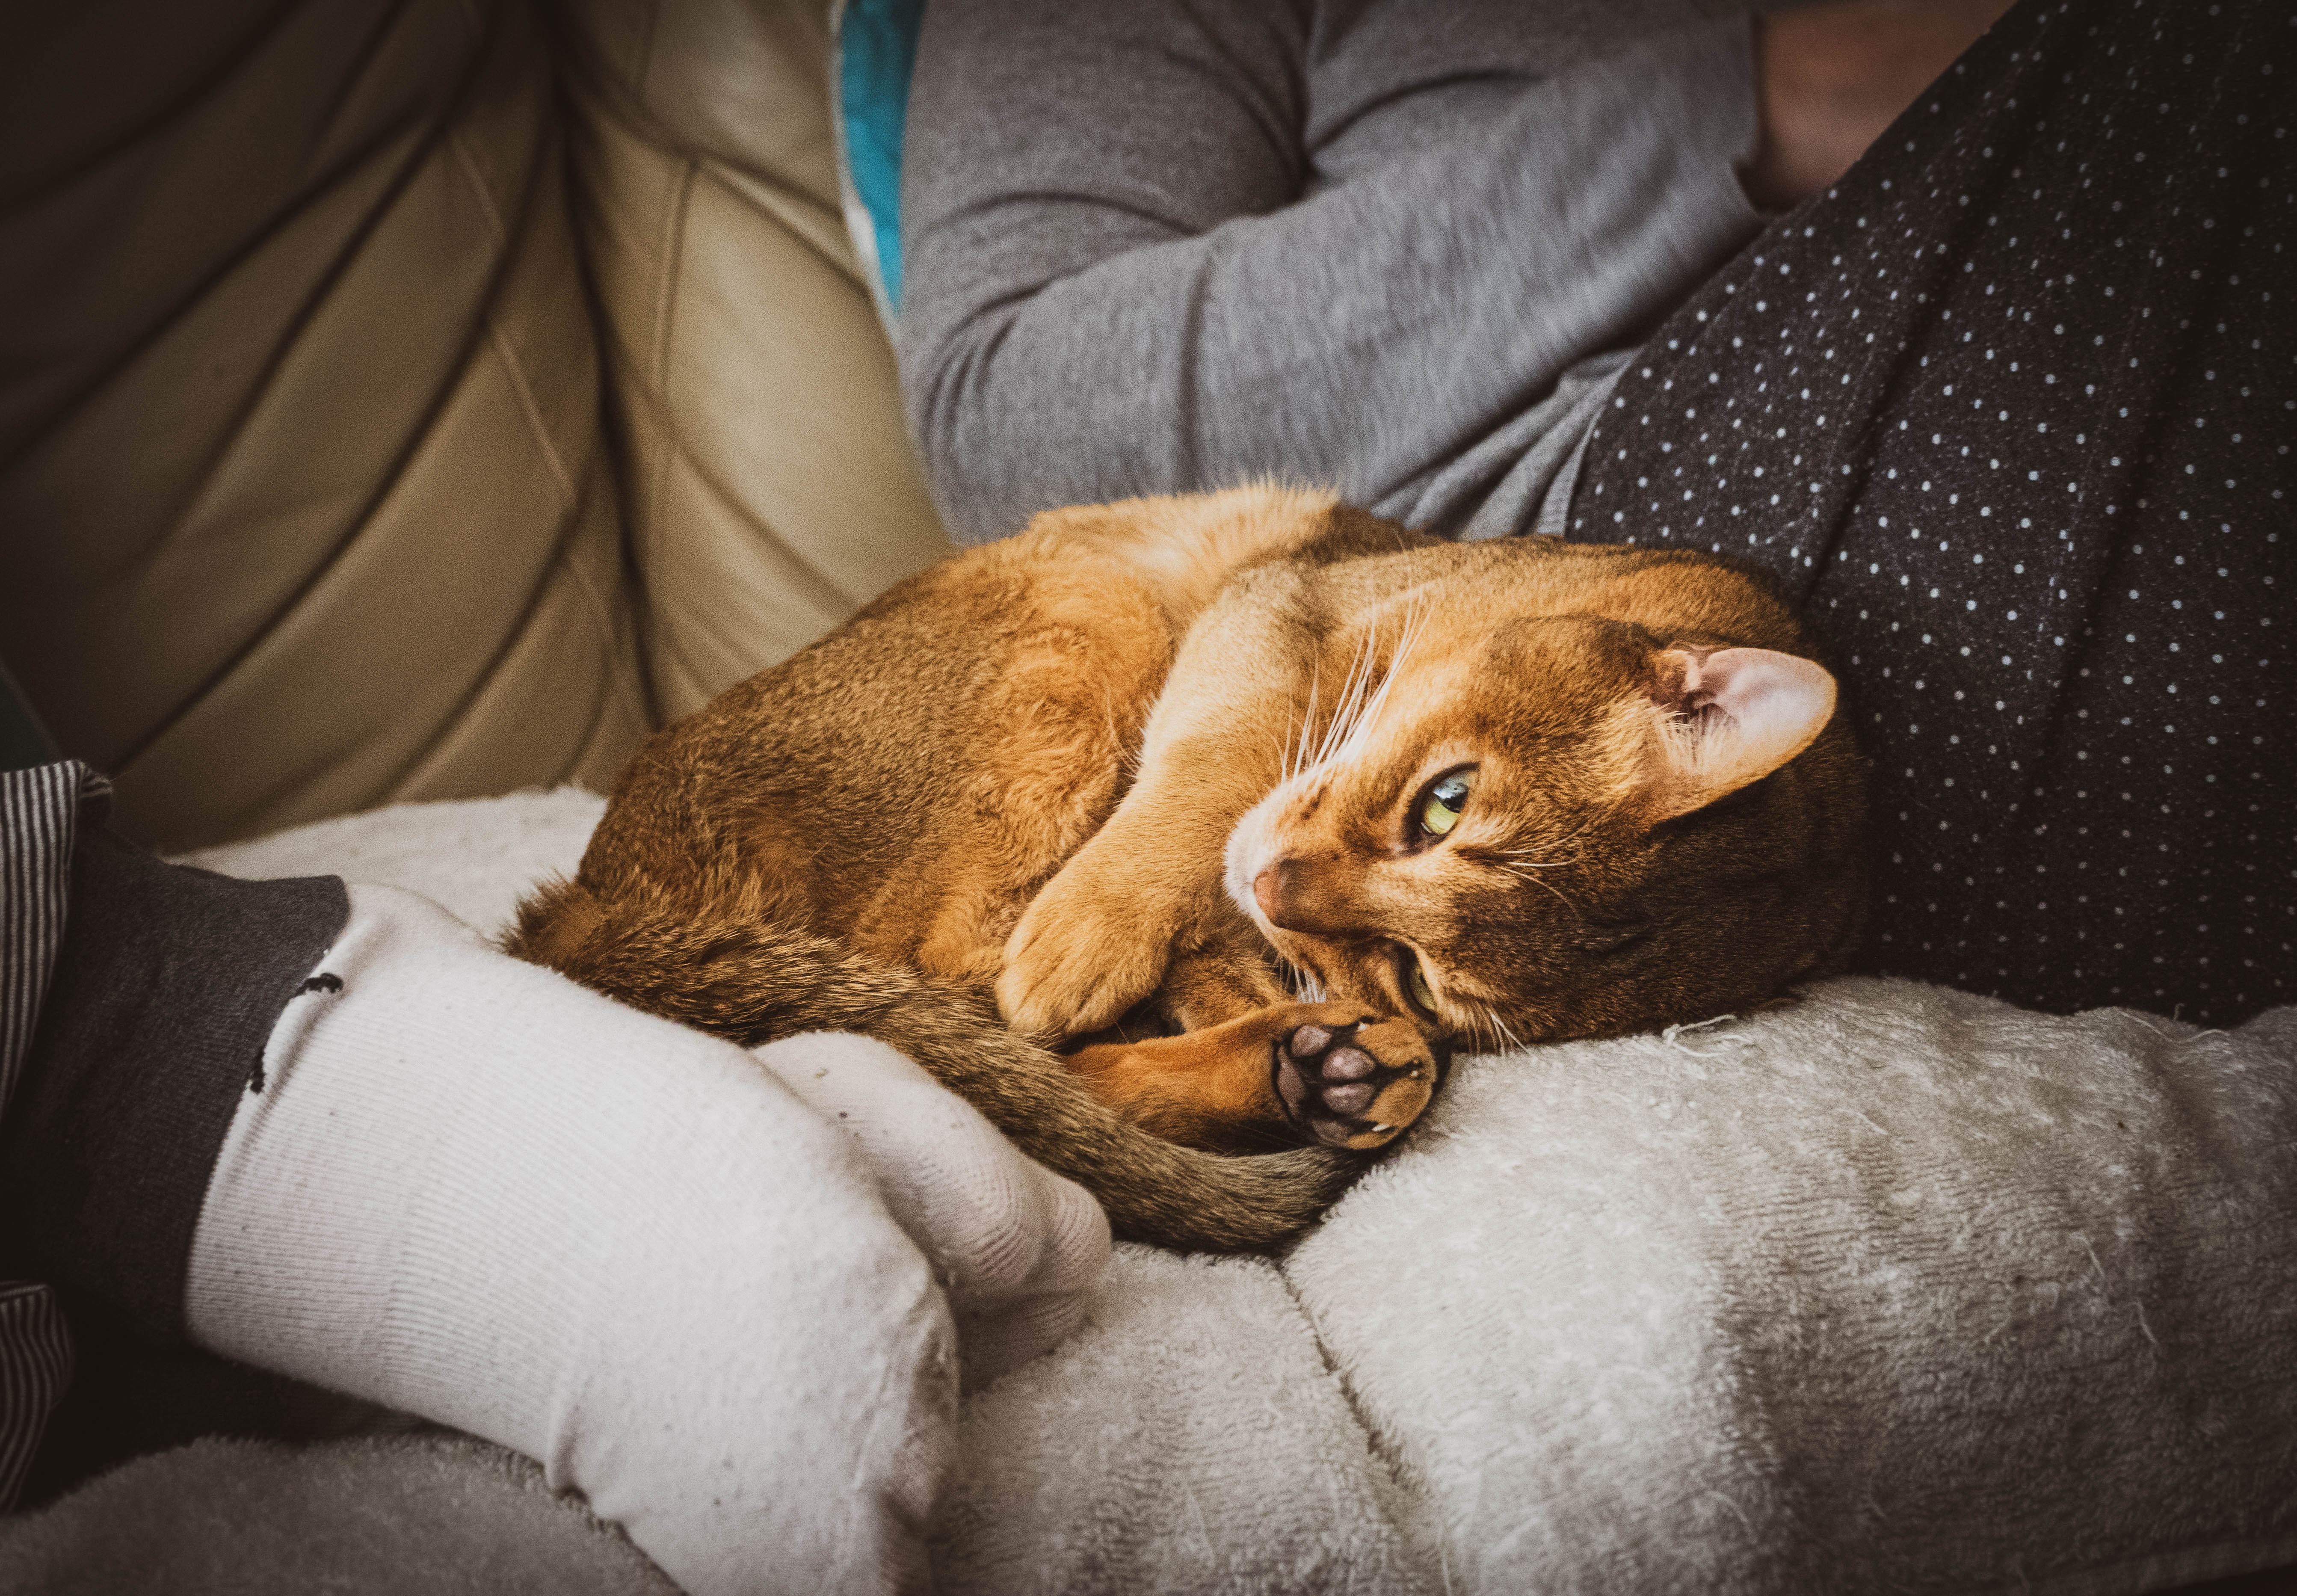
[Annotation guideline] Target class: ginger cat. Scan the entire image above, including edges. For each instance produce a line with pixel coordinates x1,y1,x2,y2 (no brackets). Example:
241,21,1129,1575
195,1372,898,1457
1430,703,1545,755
509,486,1866,1250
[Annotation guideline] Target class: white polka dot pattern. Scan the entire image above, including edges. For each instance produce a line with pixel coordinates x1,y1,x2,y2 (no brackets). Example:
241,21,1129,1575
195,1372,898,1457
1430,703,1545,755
1571,0,2292,1023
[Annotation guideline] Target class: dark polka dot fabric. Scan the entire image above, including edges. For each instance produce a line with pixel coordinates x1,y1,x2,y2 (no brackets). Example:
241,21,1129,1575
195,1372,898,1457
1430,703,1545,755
1569,0,2292,1024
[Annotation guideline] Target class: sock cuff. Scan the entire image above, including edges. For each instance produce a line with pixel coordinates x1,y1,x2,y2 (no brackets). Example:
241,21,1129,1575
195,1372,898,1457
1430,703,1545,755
0,827,347,1338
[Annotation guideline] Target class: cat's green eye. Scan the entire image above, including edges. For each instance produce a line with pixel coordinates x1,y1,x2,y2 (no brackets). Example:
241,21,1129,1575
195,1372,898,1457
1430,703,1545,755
1406,955,1439,1015
1418,770,1476,838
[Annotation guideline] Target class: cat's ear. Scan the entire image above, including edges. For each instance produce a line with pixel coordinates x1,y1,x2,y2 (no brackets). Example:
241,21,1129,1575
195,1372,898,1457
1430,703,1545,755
1641,647,1836,817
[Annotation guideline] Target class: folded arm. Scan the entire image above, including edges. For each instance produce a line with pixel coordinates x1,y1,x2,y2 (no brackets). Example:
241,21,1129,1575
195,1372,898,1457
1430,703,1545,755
898,0,1767,543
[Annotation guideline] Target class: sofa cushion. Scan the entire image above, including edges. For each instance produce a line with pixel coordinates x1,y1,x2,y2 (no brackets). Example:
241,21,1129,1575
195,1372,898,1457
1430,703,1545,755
2,0,956,847
554,0,954,723
0,0,649,851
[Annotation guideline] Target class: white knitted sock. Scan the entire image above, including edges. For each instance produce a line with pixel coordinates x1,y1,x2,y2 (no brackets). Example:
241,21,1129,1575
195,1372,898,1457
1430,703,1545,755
184,885,950,1596
752,1033,1111,1388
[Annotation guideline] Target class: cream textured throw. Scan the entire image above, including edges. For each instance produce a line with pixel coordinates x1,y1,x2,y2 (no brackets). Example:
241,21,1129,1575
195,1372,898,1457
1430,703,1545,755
939,992,2297,1596
19,788,2279,1596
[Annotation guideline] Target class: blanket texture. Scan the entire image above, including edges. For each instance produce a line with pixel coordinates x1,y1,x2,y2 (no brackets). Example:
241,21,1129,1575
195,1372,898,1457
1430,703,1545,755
1,1432,675,1596
4,789,2288,1596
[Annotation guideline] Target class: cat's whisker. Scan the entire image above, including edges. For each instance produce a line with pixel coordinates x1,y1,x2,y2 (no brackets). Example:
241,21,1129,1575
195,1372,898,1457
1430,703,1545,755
1306,670,1341,774
1106,694,1143,780
1466,1005,1498,1055
1497,850,1579,867
1322,631,1379,770
1485,1007,1524,1055
1491,862,1578,911
1305,628,1378,779
1489,850,1581,886
1552,815,1601,854
1291,669,1323,783
1328,603,1425,771
1462,1007,1492,1054
1294,670,1319,782
1284,963,1326,1003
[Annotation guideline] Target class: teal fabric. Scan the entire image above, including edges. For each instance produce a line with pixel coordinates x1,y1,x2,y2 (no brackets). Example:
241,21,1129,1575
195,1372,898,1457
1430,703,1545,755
0,663,57,775
835,0,926,316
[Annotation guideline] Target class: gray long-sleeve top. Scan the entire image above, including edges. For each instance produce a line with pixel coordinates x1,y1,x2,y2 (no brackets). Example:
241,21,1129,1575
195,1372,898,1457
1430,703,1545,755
898,0,1770,546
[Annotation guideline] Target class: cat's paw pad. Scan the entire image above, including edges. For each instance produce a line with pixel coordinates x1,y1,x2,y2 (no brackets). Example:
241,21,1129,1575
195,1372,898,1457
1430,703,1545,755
1273,1016,1442,1152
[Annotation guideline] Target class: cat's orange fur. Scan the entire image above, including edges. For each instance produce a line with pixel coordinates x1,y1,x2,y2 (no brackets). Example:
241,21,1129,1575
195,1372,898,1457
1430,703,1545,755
508,486,1866,1250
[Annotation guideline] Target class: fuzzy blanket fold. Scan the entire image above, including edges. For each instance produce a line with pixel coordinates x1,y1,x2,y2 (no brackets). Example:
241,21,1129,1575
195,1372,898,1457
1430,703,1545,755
5,790,2288,1596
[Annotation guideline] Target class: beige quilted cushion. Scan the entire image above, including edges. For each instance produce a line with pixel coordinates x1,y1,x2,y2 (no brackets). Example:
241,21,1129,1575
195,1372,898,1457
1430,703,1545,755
0,0,947,848
555,0,952,723
0,0,646,851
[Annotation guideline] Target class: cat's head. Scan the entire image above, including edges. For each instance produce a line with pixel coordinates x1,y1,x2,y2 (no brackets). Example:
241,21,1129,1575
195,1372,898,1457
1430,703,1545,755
1223,601,1868,1047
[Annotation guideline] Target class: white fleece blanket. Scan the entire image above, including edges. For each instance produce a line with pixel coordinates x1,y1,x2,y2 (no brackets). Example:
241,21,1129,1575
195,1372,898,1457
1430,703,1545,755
157,790,2297,1596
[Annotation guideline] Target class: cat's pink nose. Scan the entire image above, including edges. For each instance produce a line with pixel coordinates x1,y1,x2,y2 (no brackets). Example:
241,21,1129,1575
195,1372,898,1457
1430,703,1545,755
1253,864,1289,927
1256,857,1349,935
1255,861,1323,930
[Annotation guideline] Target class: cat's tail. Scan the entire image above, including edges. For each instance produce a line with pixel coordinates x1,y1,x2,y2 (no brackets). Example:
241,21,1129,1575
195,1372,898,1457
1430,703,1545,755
504,878,1356,1254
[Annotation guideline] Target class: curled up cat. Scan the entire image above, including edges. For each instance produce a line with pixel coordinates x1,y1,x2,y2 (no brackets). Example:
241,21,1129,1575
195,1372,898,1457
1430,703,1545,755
506,486,1868,1252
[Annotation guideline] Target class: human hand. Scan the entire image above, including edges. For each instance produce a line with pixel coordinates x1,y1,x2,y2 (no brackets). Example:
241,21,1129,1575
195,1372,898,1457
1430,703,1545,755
1742,0,2016,211
752,1032,1112,1387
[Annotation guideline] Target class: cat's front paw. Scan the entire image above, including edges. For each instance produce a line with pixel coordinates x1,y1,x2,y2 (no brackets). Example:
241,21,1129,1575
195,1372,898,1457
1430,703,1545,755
1274,1012,1443,1152
997,868,1175,1038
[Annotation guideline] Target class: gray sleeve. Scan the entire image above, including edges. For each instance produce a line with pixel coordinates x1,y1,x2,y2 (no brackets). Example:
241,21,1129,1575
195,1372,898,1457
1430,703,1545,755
898,0,1767,544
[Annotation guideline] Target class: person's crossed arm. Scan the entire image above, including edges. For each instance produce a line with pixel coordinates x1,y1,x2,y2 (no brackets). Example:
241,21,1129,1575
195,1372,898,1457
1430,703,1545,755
898,0,1773,544
898,0,2014,547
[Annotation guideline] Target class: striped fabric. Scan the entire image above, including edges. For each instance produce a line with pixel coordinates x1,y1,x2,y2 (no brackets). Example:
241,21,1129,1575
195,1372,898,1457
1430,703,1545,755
0,1285,69,1508
0,761,102,1509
